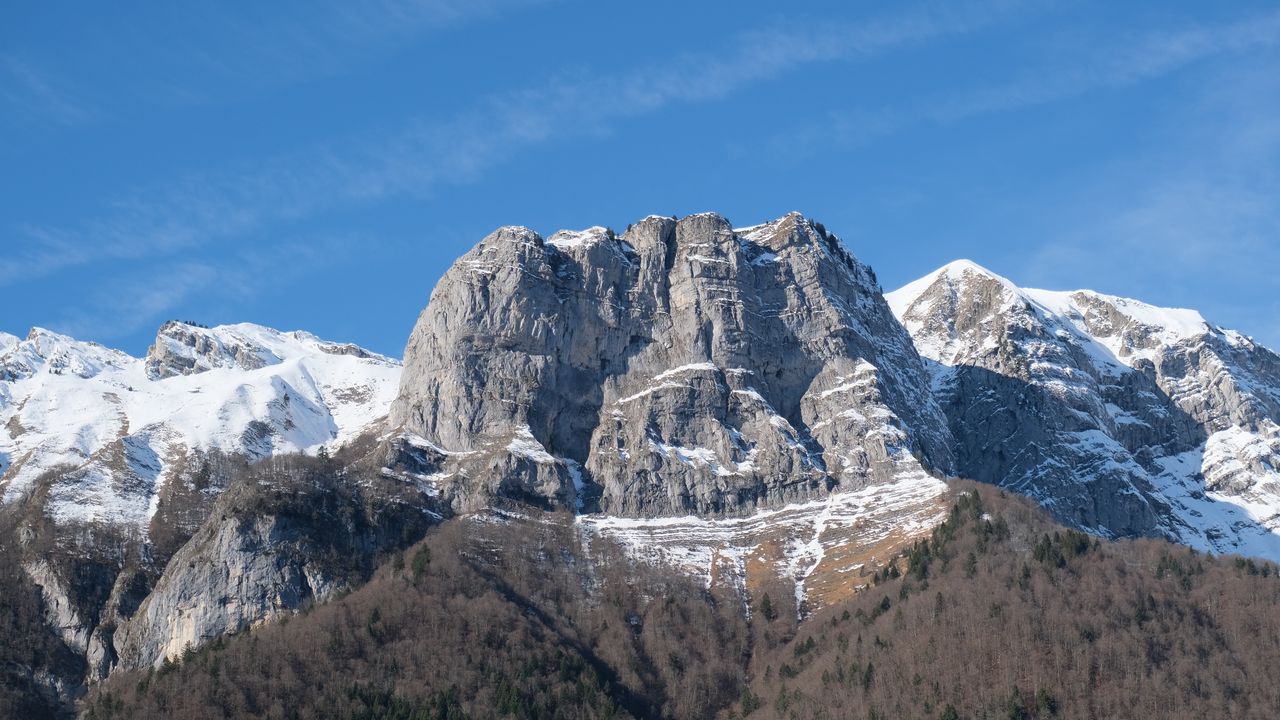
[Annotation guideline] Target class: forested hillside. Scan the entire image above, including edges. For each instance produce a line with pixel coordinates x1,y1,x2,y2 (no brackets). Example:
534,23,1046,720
741,487,1280,719
77,484,1280,720
80,506,749,720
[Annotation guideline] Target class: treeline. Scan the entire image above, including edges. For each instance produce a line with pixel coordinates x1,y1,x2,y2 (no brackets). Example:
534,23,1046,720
79,483,1280,719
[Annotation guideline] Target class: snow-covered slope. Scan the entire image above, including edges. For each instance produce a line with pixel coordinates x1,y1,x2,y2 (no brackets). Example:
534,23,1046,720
0,322,401,528
888,260,1280,559
580,466,947,612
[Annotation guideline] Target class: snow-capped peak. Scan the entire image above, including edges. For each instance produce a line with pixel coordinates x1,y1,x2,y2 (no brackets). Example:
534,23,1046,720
1,321,402,528
1023,288,1209,354
888,260,1280,561
884,259,1016,319
887,260,1215,370
1,327,134,383
144,320,393,380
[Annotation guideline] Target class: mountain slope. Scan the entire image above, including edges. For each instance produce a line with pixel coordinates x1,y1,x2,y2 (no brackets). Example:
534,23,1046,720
887,260,1280,559
8,213,1280,718
743,484,1280,720
0,321,404,694
0,321,401,528
80,484,1280,720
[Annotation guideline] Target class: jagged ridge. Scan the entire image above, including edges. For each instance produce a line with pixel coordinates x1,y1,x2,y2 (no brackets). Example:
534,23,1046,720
887,259,1280,559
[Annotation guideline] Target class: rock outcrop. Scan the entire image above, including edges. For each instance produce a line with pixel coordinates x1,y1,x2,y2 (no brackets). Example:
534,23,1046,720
112,455,434,671
388,212,954,517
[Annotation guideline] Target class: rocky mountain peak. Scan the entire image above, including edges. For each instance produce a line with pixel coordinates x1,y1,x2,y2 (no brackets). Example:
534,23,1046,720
388,211,953,518
0,327,132,383
145,321,284,380
546,225,613,250
890,261,1280,558
1026,289,1211,368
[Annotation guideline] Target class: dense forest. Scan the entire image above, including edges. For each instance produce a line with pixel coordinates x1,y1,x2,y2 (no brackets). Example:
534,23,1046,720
47,484,1280,719
80,506,749,720
741,488,1280,719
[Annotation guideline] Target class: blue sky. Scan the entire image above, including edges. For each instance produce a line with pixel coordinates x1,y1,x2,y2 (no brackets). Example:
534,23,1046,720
3,0,1279,357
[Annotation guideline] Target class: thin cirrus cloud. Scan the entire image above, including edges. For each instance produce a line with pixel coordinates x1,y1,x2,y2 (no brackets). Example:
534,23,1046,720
49,236,362,342
0,56,96,127
137,0,552,94
50,262,222,341
1,0,1020,303
0,0,547,127
1021,64,1280,341
771,7,1280,155
929,8,1280,122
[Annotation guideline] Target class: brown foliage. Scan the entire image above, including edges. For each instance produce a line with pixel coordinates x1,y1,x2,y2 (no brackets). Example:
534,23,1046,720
82,511,748,719
66,481,1280,719
741,484,1280,720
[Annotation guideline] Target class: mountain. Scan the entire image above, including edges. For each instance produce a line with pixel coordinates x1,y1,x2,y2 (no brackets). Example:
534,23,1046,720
0,321,407,700
7,212,1280,718
385,211,957,608
886,260,1280,559
1,321,401,528
387,212,952,517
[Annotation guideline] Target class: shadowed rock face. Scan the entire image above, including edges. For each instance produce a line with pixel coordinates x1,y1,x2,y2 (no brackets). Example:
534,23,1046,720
888,260,1280,556
389,212,954,517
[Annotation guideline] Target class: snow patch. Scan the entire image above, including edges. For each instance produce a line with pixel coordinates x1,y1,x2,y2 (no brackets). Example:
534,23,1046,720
580,467,948,607
548,226,610,250
507,426,556,464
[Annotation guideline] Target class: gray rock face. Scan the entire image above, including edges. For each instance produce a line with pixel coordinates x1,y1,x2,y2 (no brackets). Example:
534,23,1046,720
389,212,954,517
113,514,336,670
888,260,1280,557
111,452,437,671
144,321,282,379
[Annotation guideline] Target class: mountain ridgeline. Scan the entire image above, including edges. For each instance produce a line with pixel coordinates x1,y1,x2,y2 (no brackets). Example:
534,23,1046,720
887,261,1280,557
2,211,1280,718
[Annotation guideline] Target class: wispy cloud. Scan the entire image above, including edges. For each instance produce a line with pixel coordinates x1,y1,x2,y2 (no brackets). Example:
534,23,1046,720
2,1,1016,297
48,234,363,342
0,57,96,127
2,0,544,129
1020,61,1280,347
50,262,221,341
771,8,1280,155
144,0,551,92
930,9,1280,121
